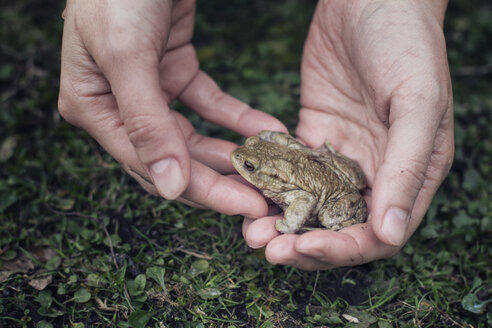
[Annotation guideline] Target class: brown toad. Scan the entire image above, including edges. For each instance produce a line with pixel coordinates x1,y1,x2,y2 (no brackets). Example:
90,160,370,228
231,131,368,234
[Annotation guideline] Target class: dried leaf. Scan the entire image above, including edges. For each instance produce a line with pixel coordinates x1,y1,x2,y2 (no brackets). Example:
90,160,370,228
28,275,53,290
0,253,35,282
0,135,18,162
342,313,360,323
28,247,57,263
197,287,221,299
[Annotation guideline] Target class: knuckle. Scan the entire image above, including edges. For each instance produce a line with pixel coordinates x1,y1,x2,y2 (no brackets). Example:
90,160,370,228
106,28,159,65
208,86,227,106
430,136,455,181
109,39,138,60
441,140,455,174
57,92,77,124
124,115,161,150
393,76,450,119
429,121,455,179
57,95,70,120
391,159,428,194
186,132,204,148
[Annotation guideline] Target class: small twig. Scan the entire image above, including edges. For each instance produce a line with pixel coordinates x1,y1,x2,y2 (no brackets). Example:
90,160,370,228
308,270,320,305
95,296,129,319
400,300,469,328
435,304,470,328
174,247,212,260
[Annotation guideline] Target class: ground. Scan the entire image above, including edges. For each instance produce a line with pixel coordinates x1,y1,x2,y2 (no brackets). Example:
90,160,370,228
0,0,491,327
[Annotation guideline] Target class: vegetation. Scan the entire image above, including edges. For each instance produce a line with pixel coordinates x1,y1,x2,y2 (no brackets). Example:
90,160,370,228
1,0,491,327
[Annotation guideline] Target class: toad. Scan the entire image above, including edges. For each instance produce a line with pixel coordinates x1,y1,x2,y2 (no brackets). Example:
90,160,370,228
231,131,368,233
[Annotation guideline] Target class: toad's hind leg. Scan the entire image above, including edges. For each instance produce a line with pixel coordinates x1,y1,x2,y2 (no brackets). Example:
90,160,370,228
319,193,368,230
319,141,366,190
258,130,308,152
275,196,317,234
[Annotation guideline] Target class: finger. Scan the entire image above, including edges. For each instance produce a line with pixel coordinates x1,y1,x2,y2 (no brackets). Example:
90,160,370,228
61,94,177,200
60,1,190,200
371,91,449,246
65,92,268,217
179,70,288,135
180,160,269,218
97,44,189,201
173,111,237,174
295,224,399,267
265,234,334,271
405,107,454,226
121,163,207,211
113,135,268,217
124,165,208,212
242,217,254,239
114,137,267,216
243,216,281,249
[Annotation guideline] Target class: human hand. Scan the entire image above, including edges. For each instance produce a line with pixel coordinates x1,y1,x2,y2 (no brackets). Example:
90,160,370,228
243,0,454,269
58,0,286,217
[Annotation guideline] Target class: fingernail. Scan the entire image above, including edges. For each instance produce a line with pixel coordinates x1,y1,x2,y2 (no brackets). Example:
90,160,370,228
381,207,409,246
247,242,266,249
150,158,185,200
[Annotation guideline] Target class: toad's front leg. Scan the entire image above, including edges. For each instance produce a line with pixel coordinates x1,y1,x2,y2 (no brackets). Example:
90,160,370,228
275,195,317,234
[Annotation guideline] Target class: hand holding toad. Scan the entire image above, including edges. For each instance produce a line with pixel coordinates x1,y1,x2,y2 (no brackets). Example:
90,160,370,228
58,0,286,216
243,0,454,269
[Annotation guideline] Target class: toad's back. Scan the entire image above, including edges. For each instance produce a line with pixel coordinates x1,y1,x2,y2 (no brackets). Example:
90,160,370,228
231,131,367,233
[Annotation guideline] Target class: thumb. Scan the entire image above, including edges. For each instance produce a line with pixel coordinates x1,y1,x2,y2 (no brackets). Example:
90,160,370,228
371,101,442,246
106,55,190,200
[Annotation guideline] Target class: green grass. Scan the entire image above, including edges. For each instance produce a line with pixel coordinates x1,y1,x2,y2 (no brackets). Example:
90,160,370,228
1,0,491,327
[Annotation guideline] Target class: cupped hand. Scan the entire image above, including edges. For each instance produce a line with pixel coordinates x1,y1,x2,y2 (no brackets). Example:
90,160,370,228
243,0,454,269
58,0,286,217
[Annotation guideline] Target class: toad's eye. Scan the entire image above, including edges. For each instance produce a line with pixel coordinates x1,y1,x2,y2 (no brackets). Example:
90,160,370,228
244,161,255,172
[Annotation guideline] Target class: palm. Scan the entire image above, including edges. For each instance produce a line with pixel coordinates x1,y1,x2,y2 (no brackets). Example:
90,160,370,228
298,37,383,188
297,1,449,185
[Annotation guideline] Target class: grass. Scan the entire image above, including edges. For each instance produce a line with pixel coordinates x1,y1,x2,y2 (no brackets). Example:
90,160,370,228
1,0,491,327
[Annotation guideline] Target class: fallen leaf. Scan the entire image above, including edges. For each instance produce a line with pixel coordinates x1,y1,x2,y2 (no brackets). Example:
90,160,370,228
188,259,209,277
0,254,35,282
1,249,17,261
342,313,360,323
29,275,53,290
28,247,57,263
128,309,153,327
146,266,166,291
197,287,221,299
0,135,18,162
74,288,91,303
86,273,107,288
